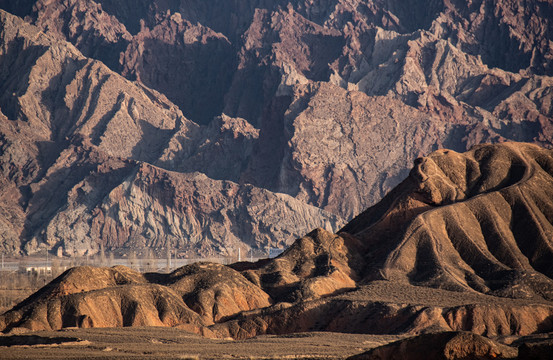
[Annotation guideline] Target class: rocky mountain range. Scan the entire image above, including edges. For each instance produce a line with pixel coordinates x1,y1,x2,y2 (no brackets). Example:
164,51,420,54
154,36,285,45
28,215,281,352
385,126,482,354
2,142,553,359
0,0,552,256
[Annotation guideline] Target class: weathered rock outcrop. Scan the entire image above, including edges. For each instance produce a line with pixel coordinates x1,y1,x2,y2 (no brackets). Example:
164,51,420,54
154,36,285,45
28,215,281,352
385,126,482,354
120,11,236,124
1,0,553,256
157,114,259,182
249,83,450,219
343,142,553,300
9,0,132,70
347,332,518,360
44,161,343,256
220,1,553,219
4,143,553,342
0,266,208,334
0,9,344,256
0,8,185,253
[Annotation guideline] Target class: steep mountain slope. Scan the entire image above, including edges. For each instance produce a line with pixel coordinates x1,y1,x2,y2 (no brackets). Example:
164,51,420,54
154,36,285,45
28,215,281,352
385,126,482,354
0,9,343,256
46,161,342,256
343,142,553,299
232,4,553,216
3,143,553,341
120,11,236,124
1,0,553,256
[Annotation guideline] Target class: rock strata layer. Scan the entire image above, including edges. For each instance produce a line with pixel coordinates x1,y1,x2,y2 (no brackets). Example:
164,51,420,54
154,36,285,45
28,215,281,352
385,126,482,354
3,143,553,349
0,1,553,256
0,9,342,256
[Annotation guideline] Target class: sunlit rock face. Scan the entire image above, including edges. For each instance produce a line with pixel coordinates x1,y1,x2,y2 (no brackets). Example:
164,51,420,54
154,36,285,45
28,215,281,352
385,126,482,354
0,0,553,257
3,143,553,343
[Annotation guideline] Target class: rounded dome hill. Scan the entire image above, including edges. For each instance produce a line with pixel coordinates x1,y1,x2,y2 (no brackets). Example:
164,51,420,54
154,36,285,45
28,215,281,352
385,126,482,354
3,143,553,340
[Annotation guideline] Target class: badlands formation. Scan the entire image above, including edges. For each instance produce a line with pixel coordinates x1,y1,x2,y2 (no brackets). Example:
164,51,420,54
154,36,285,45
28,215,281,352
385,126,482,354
2,143,553,358
1,1,553,358
0,1,552,256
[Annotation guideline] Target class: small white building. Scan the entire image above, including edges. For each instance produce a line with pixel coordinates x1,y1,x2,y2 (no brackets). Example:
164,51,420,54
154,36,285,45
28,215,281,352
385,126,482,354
25,266,52,275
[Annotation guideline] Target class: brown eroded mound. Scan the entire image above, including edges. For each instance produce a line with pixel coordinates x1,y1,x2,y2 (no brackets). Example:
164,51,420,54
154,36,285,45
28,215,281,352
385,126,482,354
13,265,146,305
343,142,553,300
0,266,207,334
347,331,518,360
0,263,272,335
235,227,364,303
1,283,208,334
157,262,272,324
3,143,553,340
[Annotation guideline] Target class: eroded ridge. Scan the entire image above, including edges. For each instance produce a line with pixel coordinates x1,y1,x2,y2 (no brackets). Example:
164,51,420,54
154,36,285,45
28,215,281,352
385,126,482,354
3,143,553,340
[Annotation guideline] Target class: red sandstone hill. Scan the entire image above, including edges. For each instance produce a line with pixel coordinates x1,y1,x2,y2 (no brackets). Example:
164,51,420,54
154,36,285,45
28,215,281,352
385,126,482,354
3,143,553,350
1,1,553,257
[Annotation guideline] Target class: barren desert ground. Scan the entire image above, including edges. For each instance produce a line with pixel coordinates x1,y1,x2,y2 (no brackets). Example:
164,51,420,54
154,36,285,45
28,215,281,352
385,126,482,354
0,327,403,360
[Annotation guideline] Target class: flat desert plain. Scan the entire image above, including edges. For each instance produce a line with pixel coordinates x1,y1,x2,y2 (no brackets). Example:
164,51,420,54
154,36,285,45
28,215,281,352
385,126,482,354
0,328,403,359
